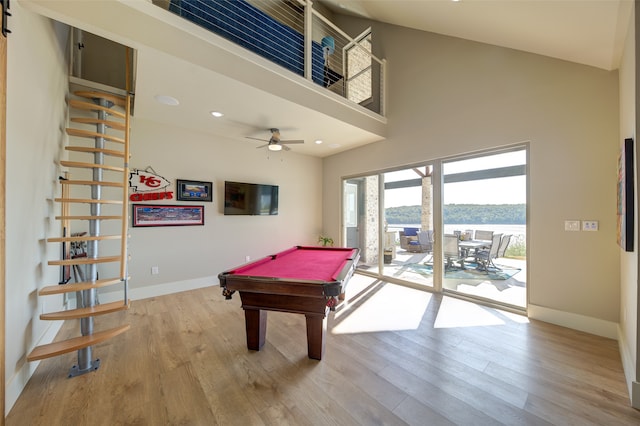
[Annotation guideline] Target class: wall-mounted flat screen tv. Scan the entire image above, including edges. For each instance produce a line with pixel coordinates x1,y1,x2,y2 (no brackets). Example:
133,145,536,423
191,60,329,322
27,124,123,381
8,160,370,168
224,181,279,215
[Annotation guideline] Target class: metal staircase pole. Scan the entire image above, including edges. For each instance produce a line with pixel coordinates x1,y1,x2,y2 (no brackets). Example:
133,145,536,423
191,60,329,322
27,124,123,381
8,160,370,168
70,96,111,377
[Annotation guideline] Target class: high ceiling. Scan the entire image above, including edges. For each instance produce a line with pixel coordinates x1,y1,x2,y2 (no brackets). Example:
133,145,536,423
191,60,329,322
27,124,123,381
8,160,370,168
23,0,633,158
321,0,632,71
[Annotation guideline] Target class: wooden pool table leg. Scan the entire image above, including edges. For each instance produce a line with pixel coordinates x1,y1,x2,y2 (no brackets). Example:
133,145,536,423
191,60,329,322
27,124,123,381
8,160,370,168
305,314,327,360
244,309,266,351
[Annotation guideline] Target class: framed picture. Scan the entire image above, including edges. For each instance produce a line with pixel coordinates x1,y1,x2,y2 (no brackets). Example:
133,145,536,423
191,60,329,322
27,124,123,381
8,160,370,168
617,138,634,251
132,204,205,227
176,179,213,202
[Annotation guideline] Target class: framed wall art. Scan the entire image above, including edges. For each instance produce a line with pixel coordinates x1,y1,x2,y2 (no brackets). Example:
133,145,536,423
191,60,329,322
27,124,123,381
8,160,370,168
617,138,634,251
132,204,205,227
176,179,213,202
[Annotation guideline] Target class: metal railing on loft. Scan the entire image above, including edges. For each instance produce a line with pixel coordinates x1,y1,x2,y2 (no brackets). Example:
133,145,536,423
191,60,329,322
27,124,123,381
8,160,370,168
160,0,386,116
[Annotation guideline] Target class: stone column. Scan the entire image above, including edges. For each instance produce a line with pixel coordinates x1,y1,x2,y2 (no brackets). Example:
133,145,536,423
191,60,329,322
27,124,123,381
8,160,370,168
363,176,379,264
421,175,433,231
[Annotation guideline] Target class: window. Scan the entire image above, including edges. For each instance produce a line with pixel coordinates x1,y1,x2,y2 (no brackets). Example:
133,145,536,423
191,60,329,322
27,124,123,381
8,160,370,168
346,30,372,105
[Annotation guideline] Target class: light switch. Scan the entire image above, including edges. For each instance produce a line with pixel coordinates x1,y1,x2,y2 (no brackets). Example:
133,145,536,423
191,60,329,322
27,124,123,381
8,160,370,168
565,220,580,231
582,220,599,231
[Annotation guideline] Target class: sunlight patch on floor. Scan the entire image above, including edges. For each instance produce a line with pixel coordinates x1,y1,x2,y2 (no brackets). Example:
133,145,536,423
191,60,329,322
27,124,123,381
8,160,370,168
332,283,432,334
453,281,526,308
434,296,507,328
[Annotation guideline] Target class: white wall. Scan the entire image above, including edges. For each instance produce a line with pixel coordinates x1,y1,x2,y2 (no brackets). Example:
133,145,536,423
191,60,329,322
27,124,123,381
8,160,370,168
323,20,621,333
119,118,323,299
5,2,69,414
618,2,639,407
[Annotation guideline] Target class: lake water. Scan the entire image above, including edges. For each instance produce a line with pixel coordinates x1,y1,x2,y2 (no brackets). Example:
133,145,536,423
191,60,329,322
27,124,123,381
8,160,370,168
388,224,526,242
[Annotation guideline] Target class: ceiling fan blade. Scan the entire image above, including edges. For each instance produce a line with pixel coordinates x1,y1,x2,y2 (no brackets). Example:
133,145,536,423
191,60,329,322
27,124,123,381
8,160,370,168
282,145,292,151
255,144,269,149
280,139,305,144
246,136,269,142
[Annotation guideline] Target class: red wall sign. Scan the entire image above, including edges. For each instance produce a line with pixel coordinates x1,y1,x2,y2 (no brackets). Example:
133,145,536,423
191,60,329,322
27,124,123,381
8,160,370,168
129,168,173,202
129,191,174,202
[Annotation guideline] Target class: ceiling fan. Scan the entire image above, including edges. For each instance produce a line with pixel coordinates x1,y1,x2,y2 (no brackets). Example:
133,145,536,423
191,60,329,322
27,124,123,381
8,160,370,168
246,128,304,151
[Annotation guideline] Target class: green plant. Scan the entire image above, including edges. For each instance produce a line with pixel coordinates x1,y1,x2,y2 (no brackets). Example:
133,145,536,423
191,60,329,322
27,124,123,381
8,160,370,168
318,236,334,247
505,240,526,258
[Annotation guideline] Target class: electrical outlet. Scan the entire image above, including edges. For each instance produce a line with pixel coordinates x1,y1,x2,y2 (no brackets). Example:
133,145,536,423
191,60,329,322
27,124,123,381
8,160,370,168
582,220,599,231
564,220,580,231
151,266,159,275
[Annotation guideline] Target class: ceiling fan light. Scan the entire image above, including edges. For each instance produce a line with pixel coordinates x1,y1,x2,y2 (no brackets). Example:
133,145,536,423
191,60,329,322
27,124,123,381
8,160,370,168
268,144,283,151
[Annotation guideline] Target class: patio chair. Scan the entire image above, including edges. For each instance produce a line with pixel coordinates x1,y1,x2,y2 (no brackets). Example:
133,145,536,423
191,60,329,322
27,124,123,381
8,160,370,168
400,227,420,251
474,230,494,241
497,234,512,259
476,233,502,271
444,234,463,270
415,229,434,253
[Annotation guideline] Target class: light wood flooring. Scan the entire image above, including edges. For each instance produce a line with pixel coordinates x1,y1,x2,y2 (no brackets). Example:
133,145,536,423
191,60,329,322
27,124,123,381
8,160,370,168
7,274,640,425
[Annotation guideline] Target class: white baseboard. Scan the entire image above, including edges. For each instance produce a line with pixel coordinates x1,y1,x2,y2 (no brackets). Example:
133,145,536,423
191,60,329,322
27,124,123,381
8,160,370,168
617,323,639,406
6,276,216,416
528,303,618,339
6,320,64,416
99,276,217,303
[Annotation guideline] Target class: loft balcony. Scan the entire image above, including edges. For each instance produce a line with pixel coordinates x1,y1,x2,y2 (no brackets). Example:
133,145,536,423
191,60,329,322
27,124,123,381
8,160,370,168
23,0,387,156
159,0,386,117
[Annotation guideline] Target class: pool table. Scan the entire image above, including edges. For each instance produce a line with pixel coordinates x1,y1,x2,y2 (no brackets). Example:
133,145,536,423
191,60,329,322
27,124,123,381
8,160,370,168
218,245,360,360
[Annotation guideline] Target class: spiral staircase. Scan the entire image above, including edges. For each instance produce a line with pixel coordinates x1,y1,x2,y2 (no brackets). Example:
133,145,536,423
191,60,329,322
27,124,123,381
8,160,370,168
27,89,131,377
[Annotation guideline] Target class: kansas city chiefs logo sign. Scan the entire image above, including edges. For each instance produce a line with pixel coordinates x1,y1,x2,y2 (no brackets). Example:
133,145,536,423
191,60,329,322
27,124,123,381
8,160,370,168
129,169,171,192
129,169,173,201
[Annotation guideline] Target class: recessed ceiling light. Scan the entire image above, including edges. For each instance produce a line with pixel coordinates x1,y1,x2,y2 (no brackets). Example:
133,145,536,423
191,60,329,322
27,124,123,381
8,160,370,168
210,111,224,118
154,95,179,106
329,143,341,149
314,139,323,145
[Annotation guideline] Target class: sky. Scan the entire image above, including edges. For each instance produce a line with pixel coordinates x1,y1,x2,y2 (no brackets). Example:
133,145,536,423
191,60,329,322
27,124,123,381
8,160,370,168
384,150,526,207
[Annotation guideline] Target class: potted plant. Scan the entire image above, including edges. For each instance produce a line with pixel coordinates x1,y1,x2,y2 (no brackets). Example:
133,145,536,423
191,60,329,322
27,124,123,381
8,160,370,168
318,236,334,247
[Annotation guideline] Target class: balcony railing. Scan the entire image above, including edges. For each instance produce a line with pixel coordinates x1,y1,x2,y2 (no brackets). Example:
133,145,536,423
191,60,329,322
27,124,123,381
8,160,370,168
158,0,386,116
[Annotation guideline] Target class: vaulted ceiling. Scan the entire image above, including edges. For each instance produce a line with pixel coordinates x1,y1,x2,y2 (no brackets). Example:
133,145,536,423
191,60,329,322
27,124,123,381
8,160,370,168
321,0,632,71
23,0,633,157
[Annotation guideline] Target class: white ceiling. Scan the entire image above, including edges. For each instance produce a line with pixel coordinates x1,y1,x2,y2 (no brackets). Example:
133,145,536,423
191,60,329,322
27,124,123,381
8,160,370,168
24,0,632,158
321,0,632,71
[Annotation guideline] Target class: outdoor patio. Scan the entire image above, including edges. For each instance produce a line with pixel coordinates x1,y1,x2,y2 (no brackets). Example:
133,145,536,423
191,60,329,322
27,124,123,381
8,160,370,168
359,247,527,309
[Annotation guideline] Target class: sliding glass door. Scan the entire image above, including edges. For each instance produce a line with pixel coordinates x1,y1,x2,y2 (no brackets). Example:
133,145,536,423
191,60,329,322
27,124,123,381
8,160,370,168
381,166,434,288
342,166,434,288
442,148,527,309
341,146,527,311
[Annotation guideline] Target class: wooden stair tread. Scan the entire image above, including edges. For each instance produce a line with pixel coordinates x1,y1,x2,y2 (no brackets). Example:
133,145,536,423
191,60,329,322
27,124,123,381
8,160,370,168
27,324,130,361
38,278,128,296
68,99,126,118
47,235,122,243
65,146,125,158
70,117,126,131
56,215,123,220
39,277,126,295
48,255,122,266
60,179,124,188
66,128,125,144
74,90,127,107
60,161,125,172
40,300,130,321
54,198,123,204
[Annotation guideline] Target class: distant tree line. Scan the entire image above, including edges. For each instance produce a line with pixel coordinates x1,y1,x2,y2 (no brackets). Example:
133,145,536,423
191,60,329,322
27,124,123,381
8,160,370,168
385,204,526,225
